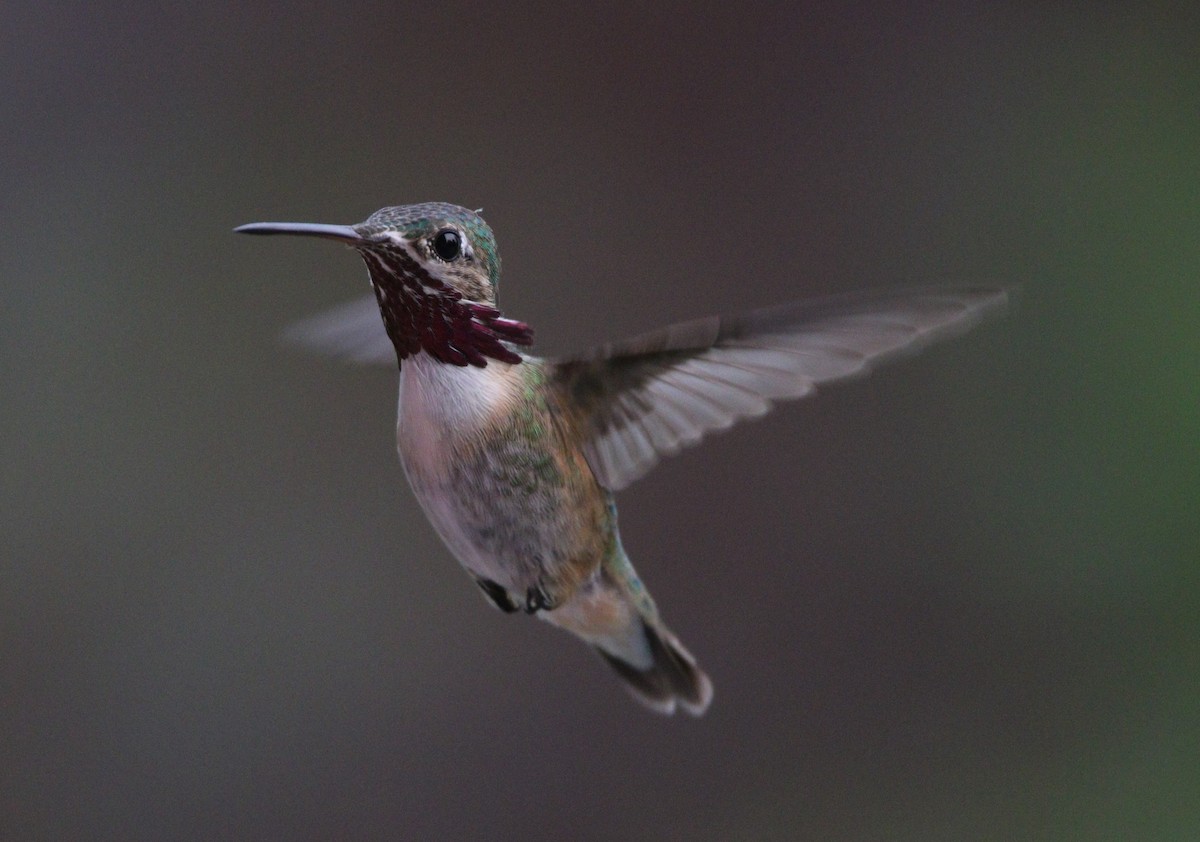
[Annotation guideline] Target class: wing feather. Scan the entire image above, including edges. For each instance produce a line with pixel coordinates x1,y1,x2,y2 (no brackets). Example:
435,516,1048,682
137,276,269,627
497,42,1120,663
282,295,394,363
552,286,1009,490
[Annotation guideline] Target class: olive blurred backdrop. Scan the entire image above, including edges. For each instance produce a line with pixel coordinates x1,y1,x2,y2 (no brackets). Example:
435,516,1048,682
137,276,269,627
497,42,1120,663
2,3,1196,840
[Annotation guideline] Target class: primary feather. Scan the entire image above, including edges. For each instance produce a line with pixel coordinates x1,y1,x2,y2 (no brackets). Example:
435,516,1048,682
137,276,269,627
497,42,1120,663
550,286,1008,490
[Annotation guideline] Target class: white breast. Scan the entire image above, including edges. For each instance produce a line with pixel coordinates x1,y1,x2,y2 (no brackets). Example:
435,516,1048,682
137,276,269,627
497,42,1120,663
395,352,523,581
397,353,516,467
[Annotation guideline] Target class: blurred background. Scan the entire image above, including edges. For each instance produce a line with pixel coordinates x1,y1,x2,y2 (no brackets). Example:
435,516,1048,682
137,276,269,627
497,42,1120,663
2,2,1197,840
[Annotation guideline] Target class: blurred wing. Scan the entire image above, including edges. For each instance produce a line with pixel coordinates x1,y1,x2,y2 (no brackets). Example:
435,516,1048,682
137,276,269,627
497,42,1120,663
551,286,1009,491
283,295,393,364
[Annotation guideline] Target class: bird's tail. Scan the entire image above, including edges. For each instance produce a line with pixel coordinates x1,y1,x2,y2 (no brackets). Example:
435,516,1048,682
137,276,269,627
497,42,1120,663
594,616,713,716
544,547,712,716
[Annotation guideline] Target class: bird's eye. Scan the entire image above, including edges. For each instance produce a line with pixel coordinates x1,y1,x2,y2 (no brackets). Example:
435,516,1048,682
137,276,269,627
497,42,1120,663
432,229,462,261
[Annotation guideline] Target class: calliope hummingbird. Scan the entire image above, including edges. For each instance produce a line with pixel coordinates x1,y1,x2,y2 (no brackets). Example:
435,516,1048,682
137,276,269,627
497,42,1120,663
236,203,1007,715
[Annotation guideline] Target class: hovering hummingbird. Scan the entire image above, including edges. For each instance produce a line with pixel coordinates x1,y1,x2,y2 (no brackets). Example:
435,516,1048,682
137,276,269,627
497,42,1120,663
236,203,1007,716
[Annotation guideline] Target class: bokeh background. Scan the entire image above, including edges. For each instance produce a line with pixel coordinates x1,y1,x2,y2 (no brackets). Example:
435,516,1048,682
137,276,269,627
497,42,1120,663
3,3,1197,840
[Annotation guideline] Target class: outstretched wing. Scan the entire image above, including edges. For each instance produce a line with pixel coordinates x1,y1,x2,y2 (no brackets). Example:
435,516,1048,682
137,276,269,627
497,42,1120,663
283,295,394,364
550,286,1009,491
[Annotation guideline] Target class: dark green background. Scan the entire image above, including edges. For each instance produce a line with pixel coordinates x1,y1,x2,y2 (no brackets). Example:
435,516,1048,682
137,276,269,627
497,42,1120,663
3,3,1196,839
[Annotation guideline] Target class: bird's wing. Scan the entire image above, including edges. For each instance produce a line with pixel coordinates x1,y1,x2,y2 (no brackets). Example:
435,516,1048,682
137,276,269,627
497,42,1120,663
283,295,394,364
549,286,1009,491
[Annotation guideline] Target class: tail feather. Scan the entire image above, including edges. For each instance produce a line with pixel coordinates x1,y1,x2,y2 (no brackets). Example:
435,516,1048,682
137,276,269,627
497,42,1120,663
596,619,713,716
541,544,713,715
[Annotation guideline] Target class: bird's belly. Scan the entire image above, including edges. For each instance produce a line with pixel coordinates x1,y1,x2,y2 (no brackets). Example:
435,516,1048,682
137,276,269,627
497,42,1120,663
404,470,516,585
396,365,610,595
401,436,608,594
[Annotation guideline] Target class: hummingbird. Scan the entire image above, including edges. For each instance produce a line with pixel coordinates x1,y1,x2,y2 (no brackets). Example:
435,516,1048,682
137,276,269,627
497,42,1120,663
235,203,1007,716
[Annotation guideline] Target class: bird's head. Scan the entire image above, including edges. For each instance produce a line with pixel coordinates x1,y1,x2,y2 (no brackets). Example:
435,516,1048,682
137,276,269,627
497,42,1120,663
236,203,532,367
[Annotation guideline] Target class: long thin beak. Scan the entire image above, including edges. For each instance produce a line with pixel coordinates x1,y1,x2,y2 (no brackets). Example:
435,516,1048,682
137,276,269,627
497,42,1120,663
234,222,364,244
